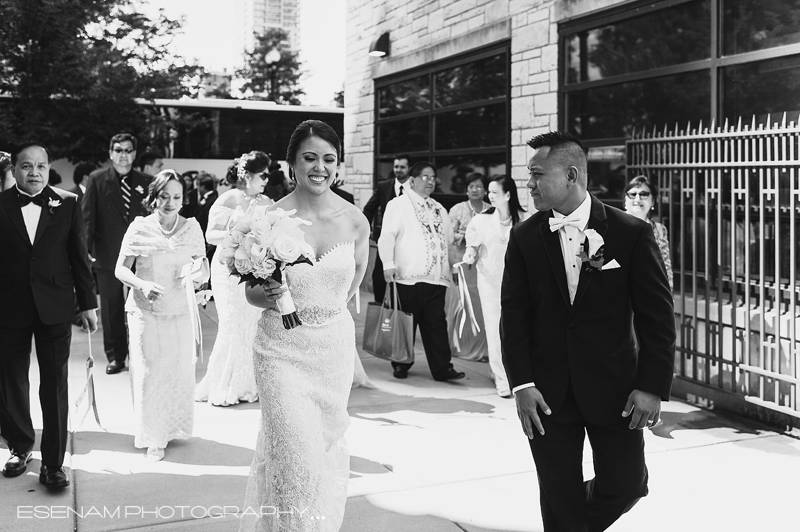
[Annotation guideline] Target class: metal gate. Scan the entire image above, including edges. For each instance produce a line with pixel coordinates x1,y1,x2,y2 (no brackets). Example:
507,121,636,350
627,117,800,426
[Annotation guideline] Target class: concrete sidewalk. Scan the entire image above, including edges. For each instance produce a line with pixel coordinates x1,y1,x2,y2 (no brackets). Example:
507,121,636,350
2,290,799,531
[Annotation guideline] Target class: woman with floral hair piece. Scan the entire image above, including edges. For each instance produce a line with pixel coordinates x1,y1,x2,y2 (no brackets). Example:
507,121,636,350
195,151,273,406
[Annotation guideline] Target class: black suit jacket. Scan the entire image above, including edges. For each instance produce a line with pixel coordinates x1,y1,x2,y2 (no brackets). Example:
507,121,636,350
0,186,96,327
362,179,397,240
82,166,151,270
500,195,675,425
195,190,218,235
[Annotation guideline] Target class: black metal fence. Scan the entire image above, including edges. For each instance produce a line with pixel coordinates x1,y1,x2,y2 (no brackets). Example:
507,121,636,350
627,116,800,426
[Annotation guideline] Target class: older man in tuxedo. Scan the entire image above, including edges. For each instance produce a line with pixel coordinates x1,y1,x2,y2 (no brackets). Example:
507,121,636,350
501,132,675,531
0,142,97,489
83,133,151,374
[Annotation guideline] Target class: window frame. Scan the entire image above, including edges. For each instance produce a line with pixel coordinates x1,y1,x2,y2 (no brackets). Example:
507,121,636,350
373,41,511,191
559,0,800,148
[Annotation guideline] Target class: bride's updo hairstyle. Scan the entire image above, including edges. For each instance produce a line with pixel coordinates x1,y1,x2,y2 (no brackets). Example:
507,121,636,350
285,120,343,180
225,150,271,188
144,169,186,212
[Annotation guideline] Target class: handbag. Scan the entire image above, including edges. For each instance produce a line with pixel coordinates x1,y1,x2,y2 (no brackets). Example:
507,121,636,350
361,281,415,364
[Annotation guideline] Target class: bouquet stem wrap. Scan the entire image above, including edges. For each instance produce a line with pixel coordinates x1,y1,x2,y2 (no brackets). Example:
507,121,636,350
276,289,302,329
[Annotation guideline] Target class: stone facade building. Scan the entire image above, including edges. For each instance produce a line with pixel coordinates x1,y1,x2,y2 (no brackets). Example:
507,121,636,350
344,0,800,209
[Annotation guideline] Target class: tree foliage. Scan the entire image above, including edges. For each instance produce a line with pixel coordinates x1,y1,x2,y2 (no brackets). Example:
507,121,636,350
0,0,204,163
238,28,305,105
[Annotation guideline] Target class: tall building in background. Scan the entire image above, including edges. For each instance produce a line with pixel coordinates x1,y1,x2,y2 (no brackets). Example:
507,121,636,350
238,0,300,58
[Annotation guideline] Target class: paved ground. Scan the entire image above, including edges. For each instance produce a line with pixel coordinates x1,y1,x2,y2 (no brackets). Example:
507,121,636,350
2,290,799,532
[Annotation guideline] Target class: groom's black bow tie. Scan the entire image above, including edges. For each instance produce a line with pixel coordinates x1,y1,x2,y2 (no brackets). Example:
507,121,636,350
19,193,47,208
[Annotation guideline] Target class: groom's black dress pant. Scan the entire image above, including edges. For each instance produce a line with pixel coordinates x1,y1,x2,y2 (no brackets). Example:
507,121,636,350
0,313,72,468
529,384,648,532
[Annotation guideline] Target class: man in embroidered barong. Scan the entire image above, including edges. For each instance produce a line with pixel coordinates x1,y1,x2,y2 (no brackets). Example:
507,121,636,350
378,161,465,382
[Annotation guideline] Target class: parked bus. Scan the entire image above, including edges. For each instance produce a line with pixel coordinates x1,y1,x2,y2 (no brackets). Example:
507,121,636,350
140,98,345,177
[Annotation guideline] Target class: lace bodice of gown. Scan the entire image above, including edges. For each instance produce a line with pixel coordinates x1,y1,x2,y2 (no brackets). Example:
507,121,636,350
286,241,355,326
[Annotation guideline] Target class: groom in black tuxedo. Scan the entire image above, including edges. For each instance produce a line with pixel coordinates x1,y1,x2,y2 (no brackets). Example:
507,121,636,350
0,142,97,489
501,132,675,531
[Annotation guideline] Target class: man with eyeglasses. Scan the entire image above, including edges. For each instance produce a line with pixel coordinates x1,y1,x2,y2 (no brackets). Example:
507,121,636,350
83,133,153,374
362,154,411,303
378,161,465,382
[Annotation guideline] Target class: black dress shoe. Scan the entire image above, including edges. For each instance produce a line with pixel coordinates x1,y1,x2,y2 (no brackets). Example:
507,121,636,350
39,466,70,489
106,360,126,374
3,450,33,478
434,368,466,382
392,366,408,379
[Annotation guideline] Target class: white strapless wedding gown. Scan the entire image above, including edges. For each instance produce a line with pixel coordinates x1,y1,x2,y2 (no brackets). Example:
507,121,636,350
240,242,358,532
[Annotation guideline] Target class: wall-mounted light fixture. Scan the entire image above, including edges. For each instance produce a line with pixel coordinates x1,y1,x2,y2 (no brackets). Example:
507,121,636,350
368,32,390,58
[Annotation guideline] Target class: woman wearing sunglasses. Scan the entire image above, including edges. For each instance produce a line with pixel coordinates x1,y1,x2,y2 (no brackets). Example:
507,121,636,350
623,175,673,291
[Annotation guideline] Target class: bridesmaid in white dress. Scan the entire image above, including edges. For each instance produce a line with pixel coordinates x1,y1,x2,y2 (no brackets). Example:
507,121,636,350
241,120,371,532
115,170,207,461
195,151,272,406
462,174,527,397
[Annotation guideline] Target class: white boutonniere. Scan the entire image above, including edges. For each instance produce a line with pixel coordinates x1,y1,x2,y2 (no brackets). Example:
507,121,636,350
577,229,605,272
135,185,144,194
47,198,61,215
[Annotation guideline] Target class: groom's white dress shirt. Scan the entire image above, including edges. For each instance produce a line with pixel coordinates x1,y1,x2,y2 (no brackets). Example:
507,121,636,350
17,185,44,244
512,193,591,396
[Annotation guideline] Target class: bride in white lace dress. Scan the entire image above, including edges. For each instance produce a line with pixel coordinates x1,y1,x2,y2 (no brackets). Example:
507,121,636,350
195,151,273,406
240,120,371,532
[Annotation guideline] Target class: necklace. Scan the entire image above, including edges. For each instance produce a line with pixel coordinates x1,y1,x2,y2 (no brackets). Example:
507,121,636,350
469,201,484,216
499,212,512,226
158,214,179,235
243,189,261,202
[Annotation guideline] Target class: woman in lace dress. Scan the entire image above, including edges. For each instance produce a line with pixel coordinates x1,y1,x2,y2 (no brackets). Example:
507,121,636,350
462,175,527,397
115,170,207,461
241,120,370,532
623,175,673,291
195,151,273,406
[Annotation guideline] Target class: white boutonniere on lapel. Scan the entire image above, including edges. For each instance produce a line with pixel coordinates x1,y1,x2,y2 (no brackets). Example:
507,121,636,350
135,185,144,195
47,198,61,215
577,229,605,272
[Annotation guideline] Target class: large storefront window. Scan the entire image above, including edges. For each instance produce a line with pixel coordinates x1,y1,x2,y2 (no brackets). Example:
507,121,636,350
722,55,800,125
565,0,710,83
561,0,800,200
374,43,509,202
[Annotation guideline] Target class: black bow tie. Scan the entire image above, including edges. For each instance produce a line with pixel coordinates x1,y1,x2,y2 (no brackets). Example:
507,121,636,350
19,193,47,208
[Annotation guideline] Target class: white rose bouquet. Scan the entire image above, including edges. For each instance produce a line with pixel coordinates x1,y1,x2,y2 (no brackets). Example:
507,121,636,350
219,208,314,329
